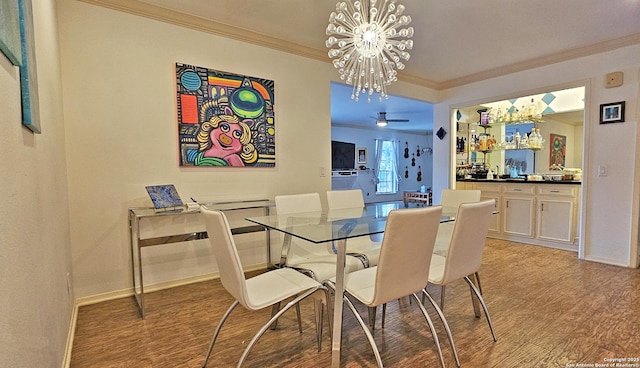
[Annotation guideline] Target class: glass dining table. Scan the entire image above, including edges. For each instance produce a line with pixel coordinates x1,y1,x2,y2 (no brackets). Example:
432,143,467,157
246,201,456,367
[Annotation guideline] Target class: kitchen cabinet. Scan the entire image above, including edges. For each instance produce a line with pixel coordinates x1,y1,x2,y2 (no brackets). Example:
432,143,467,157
502,184,536,238
456,180,580,251
503,196,535,238
536,185,578,243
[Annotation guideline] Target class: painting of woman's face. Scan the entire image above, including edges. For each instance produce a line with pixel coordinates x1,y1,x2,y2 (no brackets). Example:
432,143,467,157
211,122,244,154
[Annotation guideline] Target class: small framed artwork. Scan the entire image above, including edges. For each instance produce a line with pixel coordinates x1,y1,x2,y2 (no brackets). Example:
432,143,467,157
600,101,625,124
357,147,367,164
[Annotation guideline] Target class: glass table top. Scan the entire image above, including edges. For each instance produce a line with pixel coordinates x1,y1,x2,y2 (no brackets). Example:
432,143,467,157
246,202,455,244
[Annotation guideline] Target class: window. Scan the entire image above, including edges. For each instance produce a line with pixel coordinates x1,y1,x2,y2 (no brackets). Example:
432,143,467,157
375,140,398,194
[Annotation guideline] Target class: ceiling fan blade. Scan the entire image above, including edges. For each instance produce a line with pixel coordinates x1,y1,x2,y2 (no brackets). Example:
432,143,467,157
374,112,410,125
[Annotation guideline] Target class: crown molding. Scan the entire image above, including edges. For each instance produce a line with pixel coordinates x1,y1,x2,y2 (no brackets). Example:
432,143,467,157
439,32,640,90
77,0,327,61
78,0,640,92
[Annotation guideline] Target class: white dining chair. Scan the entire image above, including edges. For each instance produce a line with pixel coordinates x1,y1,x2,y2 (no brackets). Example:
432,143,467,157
434,189,482,258
440,189,481,215
199,208,327,368
274,193,366,282
428,199,497,342
329,206,456,368
326,189,382,267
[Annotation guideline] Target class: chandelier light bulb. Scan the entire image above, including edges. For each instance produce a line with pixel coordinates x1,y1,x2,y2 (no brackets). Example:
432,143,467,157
326,0,413,102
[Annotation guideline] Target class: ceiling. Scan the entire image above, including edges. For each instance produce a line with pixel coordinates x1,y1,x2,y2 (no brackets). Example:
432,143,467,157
86,0,640,132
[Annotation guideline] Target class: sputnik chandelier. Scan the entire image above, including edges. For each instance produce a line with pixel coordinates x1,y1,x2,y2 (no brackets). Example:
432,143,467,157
326,0,414,102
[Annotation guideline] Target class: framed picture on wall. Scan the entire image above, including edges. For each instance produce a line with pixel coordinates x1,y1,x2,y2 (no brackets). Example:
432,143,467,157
599,101,625,124
357,147,367,164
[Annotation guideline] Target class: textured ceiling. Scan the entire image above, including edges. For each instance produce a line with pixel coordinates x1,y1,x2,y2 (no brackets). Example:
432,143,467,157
88,0,640,131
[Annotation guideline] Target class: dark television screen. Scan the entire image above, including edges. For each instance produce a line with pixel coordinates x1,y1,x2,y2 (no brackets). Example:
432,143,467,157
331,140,356,170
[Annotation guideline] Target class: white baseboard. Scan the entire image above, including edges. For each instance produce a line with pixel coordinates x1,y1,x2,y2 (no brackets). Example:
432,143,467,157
74,263,267,307
61,302,78,368
582,254,630,268
63,263,268,367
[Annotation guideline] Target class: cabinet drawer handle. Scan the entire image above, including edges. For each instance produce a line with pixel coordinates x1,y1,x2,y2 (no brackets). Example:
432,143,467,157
550,190,560,193
513,189,522,192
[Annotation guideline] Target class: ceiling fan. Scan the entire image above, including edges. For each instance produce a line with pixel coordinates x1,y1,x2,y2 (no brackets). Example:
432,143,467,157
375,112,409,127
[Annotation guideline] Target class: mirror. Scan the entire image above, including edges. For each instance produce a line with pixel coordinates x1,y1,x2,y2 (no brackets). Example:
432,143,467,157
455,86,584,180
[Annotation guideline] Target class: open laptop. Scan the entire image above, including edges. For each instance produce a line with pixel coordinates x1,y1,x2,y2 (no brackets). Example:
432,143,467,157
145,184,184,211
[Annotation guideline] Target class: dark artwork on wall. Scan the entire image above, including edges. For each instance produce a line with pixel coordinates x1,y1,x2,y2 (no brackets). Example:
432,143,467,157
549,133,566,167
599,101,625,124
176,62,275,167
331,141,356,170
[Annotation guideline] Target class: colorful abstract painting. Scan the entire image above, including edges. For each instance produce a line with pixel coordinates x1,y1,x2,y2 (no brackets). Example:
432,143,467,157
549,133,566,167
176,63,275,167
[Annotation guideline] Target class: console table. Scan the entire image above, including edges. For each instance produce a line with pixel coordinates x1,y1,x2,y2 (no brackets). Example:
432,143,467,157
402,191,432,207
128,199,271,318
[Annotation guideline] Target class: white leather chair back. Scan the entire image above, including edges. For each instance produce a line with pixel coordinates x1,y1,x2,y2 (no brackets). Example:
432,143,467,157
275,193,322,214
370,206,442,306
274,193,335,265
441,189,481,214
440,199,495,284
200,208,250,308
326,189,365,210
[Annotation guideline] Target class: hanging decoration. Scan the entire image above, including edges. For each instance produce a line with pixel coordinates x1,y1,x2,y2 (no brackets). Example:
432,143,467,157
411,153,415,166
325,0,414,102
417,165,422,181
404,141,409,158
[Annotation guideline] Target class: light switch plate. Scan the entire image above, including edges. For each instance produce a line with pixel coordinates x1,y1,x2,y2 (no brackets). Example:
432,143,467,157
598,165,607,177
605,71,623,88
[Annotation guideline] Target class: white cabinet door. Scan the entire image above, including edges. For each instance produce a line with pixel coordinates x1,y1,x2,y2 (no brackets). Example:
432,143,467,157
537,198,574,243
503,196,535,238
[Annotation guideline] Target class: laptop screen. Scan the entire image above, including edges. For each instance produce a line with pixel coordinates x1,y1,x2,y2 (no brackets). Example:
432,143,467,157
145,184,184,209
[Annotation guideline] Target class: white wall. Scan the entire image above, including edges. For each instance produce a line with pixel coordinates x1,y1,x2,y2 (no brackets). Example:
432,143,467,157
56,0,439,300
331,126,433,203
433,44,640,267
56,0,640,308
0,0,73,366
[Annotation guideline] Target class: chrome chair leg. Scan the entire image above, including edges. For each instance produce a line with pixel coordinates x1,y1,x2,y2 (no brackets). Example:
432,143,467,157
467,274,481,318
381,303,387,329
348,252,370,268
464,276,497,342
422,289,460,367
314,297,324,352
368,306,377,330
410,293,446,368
440,285,446,311
474,272,483,294
202,300,240,368
342,295,384,368
323,281,336,341
270,297,303,332
295,298,303,333
237,286,324,367
270,302,280,330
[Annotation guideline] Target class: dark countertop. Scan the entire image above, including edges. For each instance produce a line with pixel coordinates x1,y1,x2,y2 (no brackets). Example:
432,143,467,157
457,178,581,185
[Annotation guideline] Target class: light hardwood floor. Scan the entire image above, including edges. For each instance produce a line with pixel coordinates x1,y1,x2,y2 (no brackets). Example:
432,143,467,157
70,239,640,367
